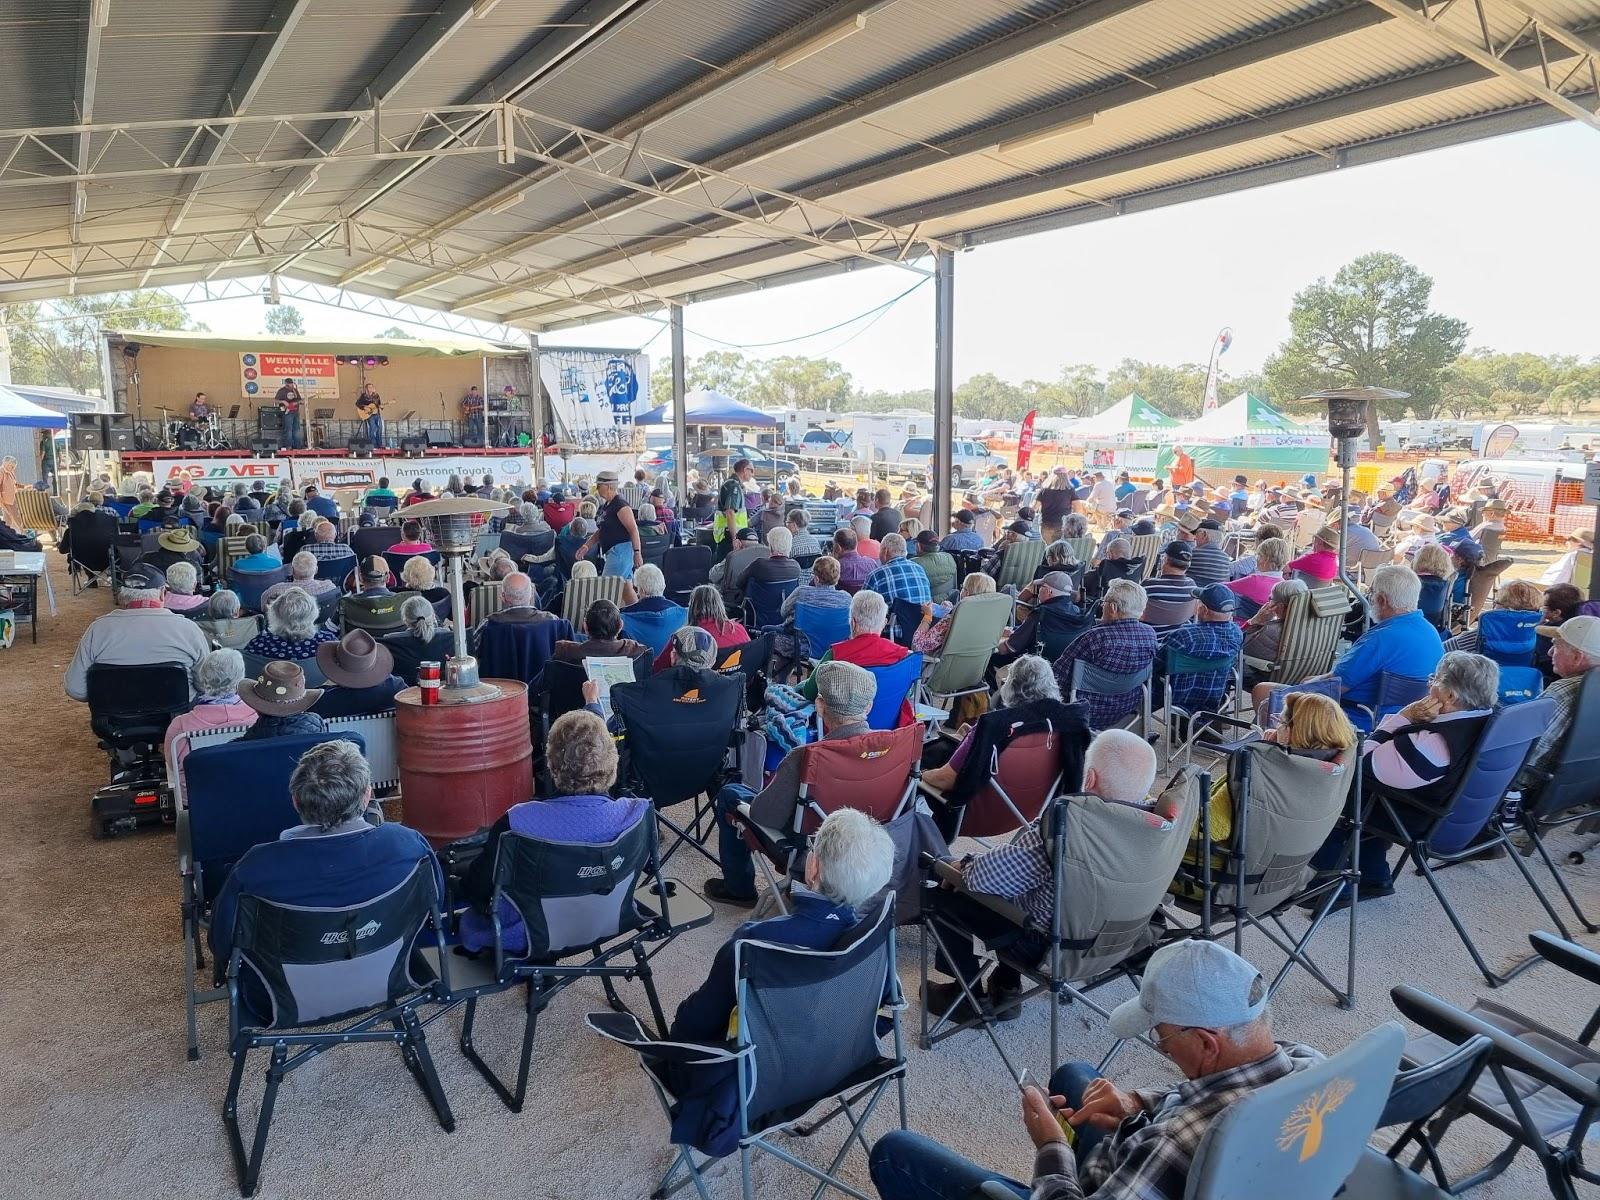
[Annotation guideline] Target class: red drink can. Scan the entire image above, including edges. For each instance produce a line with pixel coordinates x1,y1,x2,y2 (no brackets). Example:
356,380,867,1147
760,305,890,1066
419,661,441,706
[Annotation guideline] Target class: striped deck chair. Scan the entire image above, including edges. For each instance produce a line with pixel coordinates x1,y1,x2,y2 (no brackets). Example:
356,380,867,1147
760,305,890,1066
468,580,504,628
1245,585,1351,685
561,573,625,627
993,538,1046,593
1125,533,1161,580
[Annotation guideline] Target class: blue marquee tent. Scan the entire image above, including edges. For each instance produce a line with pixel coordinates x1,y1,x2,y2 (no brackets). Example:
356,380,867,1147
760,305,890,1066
633,389,778,427
0,385,69,429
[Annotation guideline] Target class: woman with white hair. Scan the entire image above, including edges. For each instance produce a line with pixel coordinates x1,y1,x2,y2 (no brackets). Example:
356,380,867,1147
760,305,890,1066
622,562,679,615
382,594,455,685
919,654,1091,838
261,549,336,611
850,513,882,561
162,561,207,612
195,589,259,650
797,587,913,724
163,648,257,775
667,807,895,1151
398,554,451,616
244,585,338,661
1308,651,1500,905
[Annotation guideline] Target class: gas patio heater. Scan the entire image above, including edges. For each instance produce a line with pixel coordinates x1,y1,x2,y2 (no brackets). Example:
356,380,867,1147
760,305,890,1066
1297,386,1408,605
400,495,509,701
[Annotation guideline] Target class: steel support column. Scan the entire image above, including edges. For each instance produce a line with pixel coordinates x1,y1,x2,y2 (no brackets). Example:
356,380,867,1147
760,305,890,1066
932,250,955,538
527,331,543,463
670,304,688,507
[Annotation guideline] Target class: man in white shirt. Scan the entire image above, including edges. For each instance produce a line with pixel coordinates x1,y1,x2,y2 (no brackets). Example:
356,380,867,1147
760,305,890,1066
65,565,210,701
1087,472,1118,520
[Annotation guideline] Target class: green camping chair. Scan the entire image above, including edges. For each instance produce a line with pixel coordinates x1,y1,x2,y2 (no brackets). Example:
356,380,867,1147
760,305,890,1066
919,591,1012,727
992,539,1046,593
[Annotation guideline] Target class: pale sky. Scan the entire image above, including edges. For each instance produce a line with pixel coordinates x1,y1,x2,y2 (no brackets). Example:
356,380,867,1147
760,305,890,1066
192,121,1600,394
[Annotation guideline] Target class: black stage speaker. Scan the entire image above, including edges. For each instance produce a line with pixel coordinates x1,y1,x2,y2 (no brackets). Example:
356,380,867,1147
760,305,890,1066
257,406,283,433
250,436,280,457
400,436,428,457
347,435,374,458
70,413,105,451
104,413,135,451
423,425,455,448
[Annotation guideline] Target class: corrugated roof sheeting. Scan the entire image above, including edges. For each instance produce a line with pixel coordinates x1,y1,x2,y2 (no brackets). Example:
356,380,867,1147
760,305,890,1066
375,0,580,110
0,3,89,128
245,8,435,116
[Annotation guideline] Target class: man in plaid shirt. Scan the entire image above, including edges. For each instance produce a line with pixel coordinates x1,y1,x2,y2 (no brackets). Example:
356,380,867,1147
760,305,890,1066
1159,584,1243,714
871,940,1323,1200
1052,579,1157,729
864,533,931,605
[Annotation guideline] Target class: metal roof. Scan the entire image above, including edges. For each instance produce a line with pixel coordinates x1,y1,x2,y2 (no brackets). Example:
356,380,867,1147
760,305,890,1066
0,0,1596,329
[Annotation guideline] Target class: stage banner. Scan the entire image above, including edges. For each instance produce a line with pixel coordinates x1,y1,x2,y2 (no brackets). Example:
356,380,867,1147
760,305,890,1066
538,348,650,452
152,457,291,492
288,454,535,494
241,352,339,400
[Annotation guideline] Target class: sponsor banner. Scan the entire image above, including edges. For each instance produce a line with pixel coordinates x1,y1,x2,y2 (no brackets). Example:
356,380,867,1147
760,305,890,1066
287,454,535,494
152,457,291,492
241,352,339,400
539,348,649,452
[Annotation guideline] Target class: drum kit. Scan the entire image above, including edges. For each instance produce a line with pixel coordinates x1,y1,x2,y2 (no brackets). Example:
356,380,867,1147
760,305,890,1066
157,407,232,452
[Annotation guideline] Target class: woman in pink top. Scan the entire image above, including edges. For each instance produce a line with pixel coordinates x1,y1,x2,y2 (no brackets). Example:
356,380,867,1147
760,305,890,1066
1286,526,1340,582
163,648,258,778
387,518,434,557
161,561,209,612
1225,535,1289,618
652,585,748,671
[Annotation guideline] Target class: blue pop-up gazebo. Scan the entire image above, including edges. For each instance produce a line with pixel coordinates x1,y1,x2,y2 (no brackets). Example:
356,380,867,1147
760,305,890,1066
633,389,778,427
0,385,69,429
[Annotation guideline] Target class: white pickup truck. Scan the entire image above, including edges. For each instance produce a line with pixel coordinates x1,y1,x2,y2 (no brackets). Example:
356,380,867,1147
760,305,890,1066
894,436,1008,488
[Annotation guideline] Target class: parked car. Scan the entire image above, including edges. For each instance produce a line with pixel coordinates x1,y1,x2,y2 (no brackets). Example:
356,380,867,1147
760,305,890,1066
894,436,1007,488
636,441,799,481
793,428,856,458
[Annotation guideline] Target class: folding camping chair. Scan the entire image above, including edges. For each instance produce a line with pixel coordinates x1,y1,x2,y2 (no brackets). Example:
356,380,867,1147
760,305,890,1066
219,857,452,1196
1394,939,1600,1200
714,632,771,683
350,524,402,562
1476,607,1544,705
792,601,851,667
622,605,687,659
1352,671,1431,730
178,731,367,1060
862,652,922,730
1125,533,1161,580
1166,744,1361,1007
1066,658,1152,736
340,592,405,635
587,894,905,1200
742,576,796,631
1364,697,1568,987
1245,585,1352,685
1349,1034,1493,1197
918,712,1073,842
383,547,440,581
561,573,624,627
231,567,288,614
992,538,1045,593
1513,670,1600,934
732,725,920,914
1156,645,1242,767
663,544,713,606
65,509,119,594
440,817,713,1113
920,779,1196,1072
611,667,744,869
918,591,1011,723
467,579,503,627
1461,556,1512,625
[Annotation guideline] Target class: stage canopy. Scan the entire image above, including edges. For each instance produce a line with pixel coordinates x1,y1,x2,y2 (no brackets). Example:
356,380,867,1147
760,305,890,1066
634,390,777,428
0,385,69,429
1155,392,1328,477
1063,394,1177,445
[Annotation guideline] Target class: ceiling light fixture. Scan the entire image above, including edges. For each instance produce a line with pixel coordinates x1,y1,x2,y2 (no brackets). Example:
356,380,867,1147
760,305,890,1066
992,113,1096,158
484,189,527,216
775,13,868,71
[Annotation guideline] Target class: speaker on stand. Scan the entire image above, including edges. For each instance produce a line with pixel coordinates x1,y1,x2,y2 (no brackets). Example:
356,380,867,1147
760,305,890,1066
70,413,105,452
104,413,135,452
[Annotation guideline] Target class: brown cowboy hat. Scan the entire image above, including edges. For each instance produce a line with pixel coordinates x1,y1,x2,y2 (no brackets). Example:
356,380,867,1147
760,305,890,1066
315,628,395,689
157,526,200,553
1482,498,1509,513
240,660,323,716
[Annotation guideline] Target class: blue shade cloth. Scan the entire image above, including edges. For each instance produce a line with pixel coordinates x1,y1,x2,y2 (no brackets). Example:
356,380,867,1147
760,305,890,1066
632,389,778,427
0,384,68,428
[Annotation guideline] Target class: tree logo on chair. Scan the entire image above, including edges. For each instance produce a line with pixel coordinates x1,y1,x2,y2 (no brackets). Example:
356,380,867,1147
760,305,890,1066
1277,1077,1354,1161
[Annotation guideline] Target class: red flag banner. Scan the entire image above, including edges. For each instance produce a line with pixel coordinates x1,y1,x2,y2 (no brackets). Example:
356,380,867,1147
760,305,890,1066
1016,409,1037,471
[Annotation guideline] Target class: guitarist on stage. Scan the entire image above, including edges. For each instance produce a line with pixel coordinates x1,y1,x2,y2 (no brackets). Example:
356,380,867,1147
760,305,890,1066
356,381,385,449
273,377,304,448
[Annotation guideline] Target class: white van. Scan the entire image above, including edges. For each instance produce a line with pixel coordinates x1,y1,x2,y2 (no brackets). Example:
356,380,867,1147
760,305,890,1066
894,436,1007,488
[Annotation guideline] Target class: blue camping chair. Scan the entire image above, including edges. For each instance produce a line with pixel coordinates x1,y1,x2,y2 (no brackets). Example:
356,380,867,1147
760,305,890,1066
1477,609,1543,704
179,730,366,1061
474,617,572,687
1067,659,1152,734
863,652,923,730
314,549,357,583
383,547,440,580
1265,677,1343,728
793,602,851,664
621,606,688,660
889,598,923,649
1354,671,1431,730
231,567,289,614
742,576,797,631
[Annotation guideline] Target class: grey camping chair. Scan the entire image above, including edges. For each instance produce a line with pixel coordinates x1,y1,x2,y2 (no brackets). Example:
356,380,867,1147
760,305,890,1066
921,780,1197,1073
586,895,906,1200
436,816,713,1113
1165,744,1361,1008
992,538,1046,593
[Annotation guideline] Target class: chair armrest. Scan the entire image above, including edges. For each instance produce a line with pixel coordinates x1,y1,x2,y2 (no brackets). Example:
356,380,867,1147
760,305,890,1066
733,802,789,847
1391,984,1600,1107
1530,932,1600,989
583,1010,749,1066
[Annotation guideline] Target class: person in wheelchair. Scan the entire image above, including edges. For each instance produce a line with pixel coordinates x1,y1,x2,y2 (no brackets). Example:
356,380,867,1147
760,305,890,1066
667,808,895,1156
457,709,649,956
208,740,434,1021
65,564,210,701
923,729,1157,1023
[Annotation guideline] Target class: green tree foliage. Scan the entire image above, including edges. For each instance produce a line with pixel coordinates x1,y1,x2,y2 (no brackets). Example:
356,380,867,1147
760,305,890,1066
1263,252,1469,444
264,304,306,335
1104,359,1211,420
373,325,417,339
2,290,198,395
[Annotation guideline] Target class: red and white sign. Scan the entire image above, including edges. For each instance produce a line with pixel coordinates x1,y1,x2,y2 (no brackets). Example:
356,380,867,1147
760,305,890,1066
152,458,290,492
1016,409,1037,471
240,352,339,400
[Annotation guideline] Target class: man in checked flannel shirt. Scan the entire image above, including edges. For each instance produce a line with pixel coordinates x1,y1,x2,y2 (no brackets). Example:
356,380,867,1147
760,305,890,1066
870,939,1322,1200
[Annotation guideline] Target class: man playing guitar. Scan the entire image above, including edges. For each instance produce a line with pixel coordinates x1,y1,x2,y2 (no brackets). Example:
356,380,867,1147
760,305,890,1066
461,384,485,447
356,381,385,449
274,377,304,448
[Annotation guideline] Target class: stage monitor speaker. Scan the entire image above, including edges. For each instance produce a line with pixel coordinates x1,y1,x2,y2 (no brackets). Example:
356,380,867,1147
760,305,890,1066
250,436,280,457
256,406,283,433
400,436,428,457
347,435,374,458
103,413,135,452
423,425,455,448
70,412,104,452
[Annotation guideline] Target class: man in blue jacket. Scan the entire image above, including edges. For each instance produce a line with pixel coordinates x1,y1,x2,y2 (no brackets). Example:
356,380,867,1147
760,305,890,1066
666,808,895,1156
208,739,439,1021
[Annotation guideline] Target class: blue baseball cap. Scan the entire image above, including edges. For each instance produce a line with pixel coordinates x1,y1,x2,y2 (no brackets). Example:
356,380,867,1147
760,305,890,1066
1108,940,1267,1038
1192,582,1238,613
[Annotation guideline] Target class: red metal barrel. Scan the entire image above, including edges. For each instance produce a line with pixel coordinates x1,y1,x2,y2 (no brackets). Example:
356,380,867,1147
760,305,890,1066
395,680,533,847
